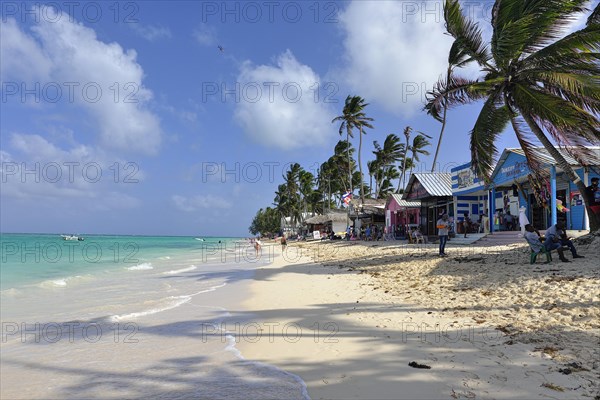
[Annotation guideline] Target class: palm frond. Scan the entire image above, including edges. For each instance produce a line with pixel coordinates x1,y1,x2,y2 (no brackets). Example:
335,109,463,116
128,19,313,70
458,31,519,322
588,2,599,26
444,0,492,68
512,83,600,145
523,24,600,68
508,115,550,179
492,0,590,64
530,71,600,114
425,75,498,121
469,93,512,180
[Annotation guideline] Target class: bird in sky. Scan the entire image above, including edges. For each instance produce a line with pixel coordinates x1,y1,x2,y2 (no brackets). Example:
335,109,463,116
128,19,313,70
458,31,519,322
217,45,224,52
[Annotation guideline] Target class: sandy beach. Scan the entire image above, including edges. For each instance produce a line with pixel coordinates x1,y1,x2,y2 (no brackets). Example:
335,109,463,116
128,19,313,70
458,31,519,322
239,236,600,399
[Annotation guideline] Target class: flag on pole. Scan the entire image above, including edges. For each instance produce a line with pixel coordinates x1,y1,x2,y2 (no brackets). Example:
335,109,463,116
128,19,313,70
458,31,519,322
342,191,352,205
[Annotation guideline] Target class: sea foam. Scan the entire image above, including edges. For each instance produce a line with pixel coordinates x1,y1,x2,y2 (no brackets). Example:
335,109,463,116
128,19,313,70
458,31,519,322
110,295,192,322
163,265,197,275
127,263,153,271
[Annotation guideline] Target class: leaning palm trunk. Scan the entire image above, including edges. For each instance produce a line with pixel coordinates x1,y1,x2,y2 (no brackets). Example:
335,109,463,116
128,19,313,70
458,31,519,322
347,132,353,197
431,67,451,172
519,111,600,232
358,126,365,204
397,140,410,193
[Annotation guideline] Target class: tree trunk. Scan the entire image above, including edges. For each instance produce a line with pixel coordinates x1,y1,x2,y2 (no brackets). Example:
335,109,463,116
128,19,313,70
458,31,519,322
347,132,353,197
358,126,365,205
397,136,410,193
431,66,451,173
519,111,600,232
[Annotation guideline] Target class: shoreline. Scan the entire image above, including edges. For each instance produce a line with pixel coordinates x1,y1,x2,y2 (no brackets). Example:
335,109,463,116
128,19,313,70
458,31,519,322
239,239,599,399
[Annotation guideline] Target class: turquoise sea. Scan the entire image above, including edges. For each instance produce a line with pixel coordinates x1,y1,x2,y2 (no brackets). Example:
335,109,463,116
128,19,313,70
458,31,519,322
0,233,309,400
0,233,239,291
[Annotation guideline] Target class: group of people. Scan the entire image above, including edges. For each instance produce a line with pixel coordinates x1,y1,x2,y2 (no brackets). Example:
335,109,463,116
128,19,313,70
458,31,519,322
345,225,384,241
524,221,584,262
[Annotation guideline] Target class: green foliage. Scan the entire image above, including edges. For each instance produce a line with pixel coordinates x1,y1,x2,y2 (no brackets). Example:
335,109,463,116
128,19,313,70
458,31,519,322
249,207,280,236
426,0,600,230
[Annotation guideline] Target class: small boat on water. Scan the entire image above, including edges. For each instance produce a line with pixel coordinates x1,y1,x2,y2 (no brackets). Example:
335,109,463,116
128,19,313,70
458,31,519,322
61,235,84,241
194,238,205,241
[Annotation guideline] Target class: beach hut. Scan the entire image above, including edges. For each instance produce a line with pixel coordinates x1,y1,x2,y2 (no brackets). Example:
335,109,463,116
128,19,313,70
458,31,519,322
385,194,421,238
304,211,348,236
349,198,386,231
451,163,492,233
488,147,600,231
402,172,453,235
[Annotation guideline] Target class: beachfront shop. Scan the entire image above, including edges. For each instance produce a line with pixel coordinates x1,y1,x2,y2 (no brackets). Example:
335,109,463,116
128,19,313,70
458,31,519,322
350,199,386,231
304,212,348,237
402,172,453,236
385,194,421,238
489,147,600,231
451,162,490,233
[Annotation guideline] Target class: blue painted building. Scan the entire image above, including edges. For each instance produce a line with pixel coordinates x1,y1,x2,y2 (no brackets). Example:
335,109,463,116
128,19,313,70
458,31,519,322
488,147,600,231
451,162,489,230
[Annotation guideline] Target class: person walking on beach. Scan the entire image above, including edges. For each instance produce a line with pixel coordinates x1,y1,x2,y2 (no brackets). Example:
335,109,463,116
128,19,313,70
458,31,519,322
280,235,287,252
437,214,450,257
544,221,584,262
254,237,262,256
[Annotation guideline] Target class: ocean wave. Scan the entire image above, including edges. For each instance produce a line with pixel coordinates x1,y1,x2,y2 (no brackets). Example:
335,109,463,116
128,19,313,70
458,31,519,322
158,256,171,260
110,295,192,322
0,287,21,297
110,283,227,322
37,275,90,289
127,263,153,271
163,265,197,275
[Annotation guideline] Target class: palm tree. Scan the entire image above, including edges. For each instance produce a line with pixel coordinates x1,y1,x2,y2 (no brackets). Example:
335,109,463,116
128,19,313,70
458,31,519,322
332,95,374,205
407,133,432,181
373,133,404,198
426,0,600,231
397,127,424,192
367,160,377,197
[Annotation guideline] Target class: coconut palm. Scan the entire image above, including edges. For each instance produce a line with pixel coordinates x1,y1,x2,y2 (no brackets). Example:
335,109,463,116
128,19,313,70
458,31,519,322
429,33,480,172
373,133,404,198
426,0,600,230
367,160,378,197
407,133,432,181
332,95,374,205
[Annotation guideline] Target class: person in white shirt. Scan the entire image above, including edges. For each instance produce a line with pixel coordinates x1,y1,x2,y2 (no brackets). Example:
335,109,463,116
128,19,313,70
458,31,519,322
436,214,450,256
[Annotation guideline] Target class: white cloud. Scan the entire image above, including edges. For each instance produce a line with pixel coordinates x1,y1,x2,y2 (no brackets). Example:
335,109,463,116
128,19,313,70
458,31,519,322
234,50,334,150
193,25,218,46
131,24,172,41
1,132,142,209
172,194,233,212
0,7,162,155
0,18,52,82
339,1,454,117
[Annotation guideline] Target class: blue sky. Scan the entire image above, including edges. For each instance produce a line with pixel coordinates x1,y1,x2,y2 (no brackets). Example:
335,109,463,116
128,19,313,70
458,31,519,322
0,1,594,236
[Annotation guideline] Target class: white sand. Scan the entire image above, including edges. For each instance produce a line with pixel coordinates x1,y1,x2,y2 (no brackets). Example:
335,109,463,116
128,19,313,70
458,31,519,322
239,236,600,399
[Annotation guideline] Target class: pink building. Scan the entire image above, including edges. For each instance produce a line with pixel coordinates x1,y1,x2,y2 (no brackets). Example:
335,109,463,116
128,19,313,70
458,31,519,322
385,194,421,237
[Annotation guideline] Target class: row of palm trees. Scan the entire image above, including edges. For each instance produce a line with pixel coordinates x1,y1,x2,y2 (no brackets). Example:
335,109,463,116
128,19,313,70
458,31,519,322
332,96,432,204
253,0,600,234
265,127,431,232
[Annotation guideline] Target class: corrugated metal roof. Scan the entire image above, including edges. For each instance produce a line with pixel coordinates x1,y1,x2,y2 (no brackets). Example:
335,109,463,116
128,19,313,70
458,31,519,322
410,172,453,197
388,194,421,208
420,172,453,196
511,147,600,165
490,146,600,182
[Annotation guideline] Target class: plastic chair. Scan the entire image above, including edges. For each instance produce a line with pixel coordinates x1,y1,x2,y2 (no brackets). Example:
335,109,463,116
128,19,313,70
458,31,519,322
530,245,552,264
